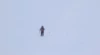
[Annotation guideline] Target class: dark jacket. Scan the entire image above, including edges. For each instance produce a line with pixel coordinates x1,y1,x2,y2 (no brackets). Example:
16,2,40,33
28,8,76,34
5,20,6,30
40,26,45,32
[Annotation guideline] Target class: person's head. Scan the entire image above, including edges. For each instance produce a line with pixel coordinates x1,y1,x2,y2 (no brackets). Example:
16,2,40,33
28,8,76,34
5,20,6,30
41,25,44,28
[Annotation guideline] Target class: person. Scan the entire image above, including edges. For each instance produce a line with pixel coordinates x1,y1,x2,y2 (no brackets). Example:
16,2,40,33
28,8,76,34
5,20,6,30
40,26,45,36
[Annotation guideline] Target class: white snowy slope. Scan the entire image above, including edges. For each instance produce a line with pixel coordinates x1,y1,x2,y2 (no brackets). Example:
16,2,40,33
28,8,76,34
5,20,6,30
0,0,100,55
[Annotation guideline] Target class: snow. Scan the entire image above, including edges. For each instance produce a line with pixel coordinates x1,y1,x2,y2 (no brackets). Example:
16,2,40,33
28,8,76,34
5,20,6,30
0,0,100,55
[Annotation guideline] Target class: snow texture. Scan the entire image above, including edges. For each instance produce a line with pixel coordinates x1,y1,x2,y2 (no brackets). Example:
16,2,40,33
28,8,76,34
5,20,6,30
0,0,100,55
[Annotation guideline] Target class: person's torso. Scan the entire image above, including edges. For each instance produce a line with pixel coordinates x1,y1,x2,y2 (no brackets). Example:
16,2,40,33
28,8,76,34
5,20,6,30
40,27,44,31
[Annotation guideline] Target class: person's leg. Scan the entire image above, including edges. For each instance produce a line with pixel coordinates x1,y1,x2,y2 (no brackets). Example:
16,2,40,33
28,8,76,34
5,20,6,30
41,31,44,36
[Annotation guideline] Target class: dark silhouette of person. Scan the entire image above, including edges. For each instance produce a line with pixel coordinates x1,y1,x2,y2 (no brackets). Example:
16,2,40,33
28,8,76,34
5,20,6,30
40,26,45,36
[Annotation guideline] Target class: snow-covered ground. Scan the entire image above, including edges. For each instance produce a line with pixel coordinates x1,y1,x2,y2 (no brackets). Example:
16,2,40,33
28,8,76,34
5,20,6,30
0,0,100,55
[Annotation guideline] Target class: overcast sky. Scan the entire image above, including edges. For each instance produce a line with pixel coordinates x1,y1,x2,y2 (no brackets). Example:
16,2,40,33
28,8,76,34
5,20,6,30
0,0,100,55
